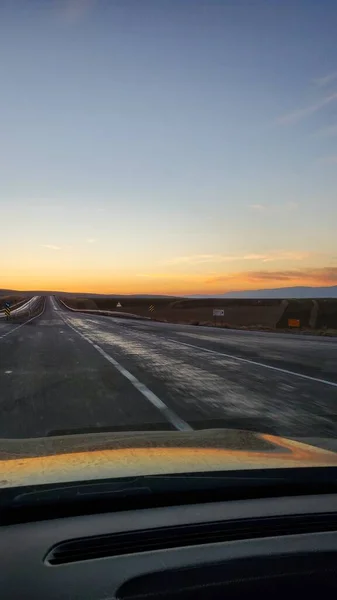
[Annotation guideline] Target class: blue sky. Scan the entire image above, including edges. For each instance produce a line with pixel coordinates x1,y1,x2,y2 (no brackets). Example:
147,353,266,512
1,0,337,294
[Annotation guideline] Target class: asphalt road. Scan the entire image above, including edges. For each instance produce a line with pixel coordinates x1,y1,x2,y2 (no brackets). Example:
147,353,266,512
0,295,337,441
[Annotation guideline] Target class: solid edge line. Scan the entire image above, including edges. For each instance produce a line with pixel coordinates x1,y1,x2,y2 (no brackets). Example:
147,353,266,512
0,297,46,340
168,337,337,389
60,315,193,432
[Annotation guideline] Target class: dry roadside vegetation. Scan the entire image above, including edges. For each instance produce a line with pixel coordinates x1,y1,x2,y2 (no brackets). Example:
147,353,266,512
0,295,28,310
59,296,337,334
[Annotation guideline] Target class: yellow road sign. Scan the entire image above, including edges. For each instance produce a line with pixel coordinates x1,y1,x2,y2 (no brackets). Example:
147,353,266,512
149,304,155,312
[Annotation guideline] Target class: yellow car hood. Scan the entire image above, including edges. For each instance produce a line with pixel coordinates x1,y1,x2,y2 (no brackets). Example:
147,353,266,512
1,429,337,488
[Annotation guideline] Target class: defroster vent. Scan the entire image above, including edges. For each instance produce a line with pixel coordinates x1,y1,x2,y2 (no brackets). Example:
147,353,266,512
45,513,337,565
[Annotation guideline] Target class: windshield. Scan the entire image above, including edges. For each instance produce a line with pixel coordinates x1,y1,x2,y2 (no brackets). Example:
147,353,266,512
1,0,337,490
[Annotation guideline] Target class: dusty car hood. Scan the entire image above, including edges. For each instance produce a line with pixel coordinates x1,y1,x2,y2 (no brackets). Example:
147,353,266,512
1,429,337,488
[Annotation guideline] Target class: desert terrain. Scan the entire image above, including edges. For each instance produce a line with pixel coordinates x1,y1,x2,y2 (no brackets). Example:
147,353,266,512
59,296,337,334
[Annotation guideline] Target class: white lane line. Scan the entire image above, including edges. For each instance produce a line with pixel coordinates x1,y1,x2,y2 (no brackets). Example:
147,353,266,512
0,299,46,341
167,338,337,389
61,317,193,432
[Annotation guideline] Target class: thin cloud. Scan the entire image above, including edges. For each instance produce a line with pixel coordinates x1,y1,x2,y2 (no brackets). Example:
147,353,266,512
285,201,299,210
243,254,266,260
166,254,228,265
60,0,97,24
277,92,337,125
259,251,309,262
318,155,337,165
207,267,337,285
86,238,96,244
249,204,266,211
136,273,189,280
249,202,298,212
166,251,309,266
313,71,337,87
41,244,61,251
315,124,337,137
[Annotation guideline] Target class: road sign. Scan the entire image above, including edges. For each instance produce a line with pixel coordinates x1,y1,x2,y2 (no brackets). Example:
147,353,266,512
288,318,300,328
5,306,11,318
116,302,122,308
149,304,155,312
5,302,10,308
213,309,224,317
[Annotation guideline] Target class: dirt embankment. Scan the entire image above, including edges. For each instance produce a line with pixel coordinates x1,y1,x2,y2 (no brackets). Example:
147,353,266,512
315,300,337,329
60,297,286,329
0,296,28,311
60,296,337,335
169,298,286,327
276,299,337,334
276,300,313,329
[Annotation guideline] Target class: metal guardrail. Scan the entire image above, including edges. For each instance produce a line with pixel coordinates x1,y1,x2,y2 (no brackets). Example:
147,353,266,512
57,298,150,320
0,296,44,321
0,297,30,314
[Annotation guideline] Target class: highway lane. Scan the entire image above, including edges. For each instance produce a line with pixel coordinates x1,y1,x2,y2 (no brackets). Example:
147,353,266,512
79,314,337,383
0,296,337,441
0,297,172,438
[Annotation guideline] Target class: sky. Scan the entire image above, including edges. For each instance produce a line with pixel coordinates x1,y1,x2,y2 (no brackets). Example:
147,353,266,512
1,0,337,295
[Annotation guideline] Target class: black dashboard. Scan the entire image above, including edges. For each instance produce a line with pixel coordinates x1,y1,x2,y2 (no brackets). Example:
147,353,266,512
1,493,337,599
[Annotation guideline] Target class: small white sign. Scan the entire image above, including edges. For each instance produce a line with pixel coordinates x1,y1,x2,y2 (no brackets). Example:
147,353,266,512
116,302,122,308
213,309,224,317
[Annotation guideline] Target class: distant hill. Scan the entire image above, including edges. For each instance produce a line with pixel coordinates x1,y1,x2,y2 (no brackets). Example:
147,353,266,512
0,289,180,299
2,285,337,300
190,285,337,299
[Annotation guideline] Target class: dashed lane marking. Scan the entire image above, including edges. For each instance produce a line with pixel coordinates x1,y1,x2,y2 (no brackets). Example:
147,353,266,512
60,316,193,432
167,337,337,389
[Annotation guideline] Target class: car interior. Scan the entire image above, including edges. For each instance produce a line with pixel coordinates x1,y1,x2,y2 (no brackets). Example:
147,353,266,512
2,470,337,598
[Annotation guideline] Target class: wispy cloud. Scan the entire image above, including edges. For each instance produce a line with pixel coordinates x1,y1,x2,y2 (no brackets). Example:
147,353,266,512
207,267,337,285
41,244,61,251
136,273,190,280
277,92,337,125
315,124,337,137
60,0,97,24
318,155,337,165
166,251,310,266
249,202,298,212
86,238,96,244
313,71,337,87
166,254,227,265
249,204,265,211
285,201,299,210
259,251,309,262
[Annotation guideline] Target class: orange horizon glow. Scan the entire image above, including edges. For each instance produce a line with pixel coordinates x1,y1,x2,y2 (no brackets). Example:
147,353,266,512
2,2,337,309
2,266,337,296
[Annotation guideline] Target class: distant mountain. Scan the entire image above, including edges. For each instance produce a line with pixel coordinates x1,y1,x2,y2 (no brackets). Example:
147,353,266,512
190,285,337,299
3,286,337,300
0,289,180,299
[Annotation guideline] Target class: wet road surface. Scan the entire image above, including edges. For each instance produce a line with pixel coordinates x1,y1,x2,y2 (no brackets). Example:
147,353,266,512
0,296,337,441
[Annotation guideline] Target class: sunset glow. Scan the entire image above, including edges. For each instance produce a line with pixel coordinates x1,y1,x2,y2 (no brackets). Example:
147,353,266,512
1,1,336,296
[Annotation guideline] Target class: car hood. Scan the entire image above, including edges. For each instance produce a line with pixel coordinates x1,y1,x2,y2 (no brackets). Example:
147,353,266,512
1,428,337,488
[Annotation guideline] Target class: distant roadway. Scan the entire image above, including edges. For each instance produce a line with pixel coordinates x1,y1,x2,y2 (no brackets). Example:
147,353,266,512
0,296,337,444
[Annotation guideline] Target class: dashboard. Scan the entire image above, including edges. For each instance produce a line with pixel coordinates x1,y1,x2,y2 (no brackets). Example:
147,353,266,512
1,493,337,598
